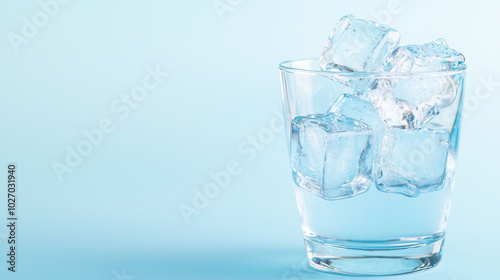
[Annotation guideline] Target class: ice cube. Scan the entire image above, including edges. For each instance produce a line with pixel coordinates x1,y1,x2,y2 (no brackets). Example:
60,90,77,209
374,123,450,197
320,14,400,72
367,39,465,128
291,113,373,200
380,39,465,112
328,93,383,129
380,39,466,73
329,93,387,174
365,79,417,129
366,75,463,129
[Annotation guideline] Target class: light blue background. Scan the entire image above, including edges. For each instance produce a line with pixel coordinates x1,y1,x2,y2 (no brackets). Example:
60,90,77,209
0,0,498,279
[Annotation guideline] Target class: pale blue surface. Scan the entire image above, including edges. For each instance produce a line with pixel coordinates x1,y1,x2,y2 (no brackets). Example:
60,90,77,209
0,0,498,279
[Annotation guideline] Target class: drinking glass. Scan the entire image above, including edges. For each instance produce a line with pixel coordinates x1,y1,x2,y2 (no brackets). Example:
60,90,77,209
279,59,466,276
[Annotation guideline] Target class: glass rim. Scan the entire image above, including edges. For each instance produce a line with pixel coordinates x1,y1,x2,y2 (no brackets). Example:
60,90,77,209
279,58,467,78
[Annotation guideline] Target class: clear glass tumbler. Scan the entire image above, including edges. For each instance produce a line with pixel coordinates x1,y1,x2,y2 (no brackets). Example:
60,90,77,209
279,59,466,276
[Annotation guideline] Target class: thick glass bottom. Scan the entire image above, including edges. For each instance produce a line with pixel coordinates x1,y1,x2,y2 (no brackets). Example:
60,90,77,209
304,235,444,276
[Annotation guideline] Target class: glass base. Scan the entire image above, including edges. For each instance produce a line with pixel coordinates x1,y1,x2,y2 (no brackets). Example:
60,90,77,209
305,235,444,276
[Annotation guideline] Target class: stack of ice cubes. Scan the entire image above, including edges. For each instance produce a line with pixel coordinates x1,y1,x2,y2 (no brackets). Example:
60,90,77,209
291,14,466,199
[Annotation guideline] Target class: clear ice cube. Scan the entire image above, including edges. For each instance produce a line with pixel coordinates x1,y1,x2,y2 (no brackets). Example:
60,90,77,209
291,113,373,200
366,39,465,128
374,123,450,197
320,14,400,72
365,79,418,129
379,38,466,73
328,93,383,129
329,93,387,173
